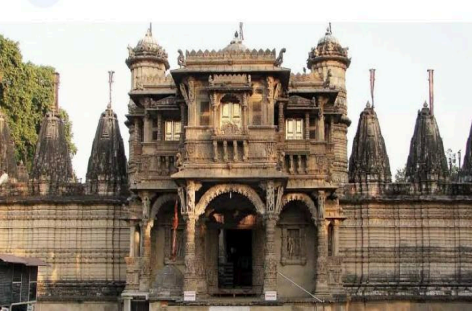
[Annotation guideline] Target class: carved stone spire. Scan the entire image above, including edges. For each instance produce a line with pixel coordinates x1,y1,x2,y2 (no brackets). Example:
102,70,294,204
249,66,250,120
349,102,391,183
461,122,472,181
31,111,74,194
86,72,128,196
405,102,448,183
0,110,19,181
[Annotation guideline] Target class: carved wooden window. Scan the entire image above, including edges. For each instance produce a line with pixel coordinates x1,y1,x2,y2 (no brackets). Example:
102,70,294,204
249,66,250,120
221,102,241,128
165,120,181,141
164,226,185,264
280,225,307,265
286,118,304,140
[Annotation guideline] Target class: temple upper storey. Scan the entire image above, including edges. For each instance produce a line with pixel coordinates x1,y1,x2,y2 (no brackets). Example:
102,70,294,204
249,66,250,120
124,25,347,192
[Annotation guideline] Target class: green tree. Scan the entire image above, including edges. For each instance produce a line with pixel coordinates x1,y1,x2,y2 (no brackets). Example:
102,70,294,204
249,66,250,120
0,34,76,169
446,148,460,181
394,165,407,182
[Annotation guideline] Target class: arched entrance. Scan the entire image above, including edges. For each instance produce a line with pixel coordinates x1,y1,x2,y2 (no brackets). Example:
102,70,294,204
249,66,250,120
197,184,264,296
277,193,318,298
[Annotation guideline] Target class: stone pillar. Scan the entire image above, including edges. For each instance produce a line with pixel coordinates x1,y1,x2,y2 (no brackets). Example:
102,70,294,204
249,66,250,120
315,219,329,296
143,112,151,142
305,112,310,140
183,214,197,292
180,103,186,144
263,214,278,294
129,224,136,257
278,102,285,138
157,112,162,141
123,297,131,311
333,219,340,256
139,220,153,291
317,113,325,142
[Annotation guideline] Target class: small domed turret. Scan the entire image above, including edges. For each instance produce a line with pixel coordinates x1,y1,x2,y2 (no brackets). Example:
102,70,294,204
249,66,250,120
126,25,169,69
126,25,169,90
307,24,350,68
223,30,248,52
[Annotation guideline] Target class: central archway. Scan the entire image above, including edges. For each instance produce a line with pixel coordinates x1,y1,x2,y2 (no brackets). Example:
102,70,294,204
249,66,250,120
195,184,265,217
195,184,265,296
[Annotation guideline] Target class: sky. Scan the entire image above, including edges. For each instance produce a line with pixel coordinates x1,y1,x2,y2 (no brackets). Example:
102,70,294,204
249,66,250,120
1,1,472,181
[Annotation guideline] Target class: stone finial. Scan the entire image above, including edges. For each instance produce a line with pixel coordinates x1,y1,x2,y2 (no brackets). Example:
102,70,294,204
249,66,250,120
0,111,19,182
349,105,392,184
405,104,448,183
31,111,75,194
86,104,128,196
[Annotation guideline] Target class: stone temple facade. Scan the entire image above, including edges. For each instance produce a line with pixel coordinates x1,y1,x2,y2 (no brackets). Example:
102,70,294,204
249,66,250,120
1,25,472,311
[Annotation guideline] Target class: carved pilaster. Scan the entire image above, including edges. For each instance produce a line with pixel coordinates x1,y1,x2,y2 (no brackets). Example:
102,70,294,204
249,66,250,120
223,140,228,162
333,219,340,256
157,112,162,141
278,102,285,142
213,140,218,162
263,214,278,293
315,219,329,296
317,190,326,220
183,214,197,292
305,112,310,140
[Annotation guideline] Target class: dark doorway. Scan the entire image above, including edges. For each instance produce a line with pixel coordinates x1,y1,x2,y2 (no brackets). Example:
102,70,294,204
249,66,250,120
218,229,252,288
131,301,149,311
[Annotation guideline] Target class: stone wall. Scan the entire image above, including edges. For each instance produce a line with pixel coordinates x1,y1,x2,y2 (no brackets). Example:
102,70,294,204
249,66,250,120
340,197,472,299
0,198,129,301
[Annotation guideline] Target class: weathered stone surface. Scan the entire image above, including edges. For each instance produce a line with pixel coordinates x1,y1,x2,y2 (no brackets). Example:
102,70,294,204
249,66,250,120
86,106,128,195
406,103,448,183
349,102,391,184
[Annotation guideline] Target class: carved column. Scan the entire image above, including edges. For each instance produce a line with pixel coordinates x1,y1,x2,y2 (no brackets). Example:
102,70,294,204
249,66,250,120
305,112,310,140
263,181,278,294
223,140,228,162
315,219,329,296
143,112,151,142
233,140,238,162
134,119,142,155
263,214,278,293
242,93,248,133
213,141,218,162
278,102,285,142
333,219,340,256
316,96,325,142
180,103,186,144
184,214,197,292
182,181,201,294
129,223,136,257
140,219,153,291
157,112,162,141
211,93,218,133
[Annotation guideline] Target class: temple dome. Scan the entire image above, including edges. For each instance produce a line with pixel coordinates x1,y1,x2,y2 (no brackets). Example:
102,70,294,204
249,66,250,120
223,31,248,52
307,25,350,68
126,26,170,70
317,31,340,46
